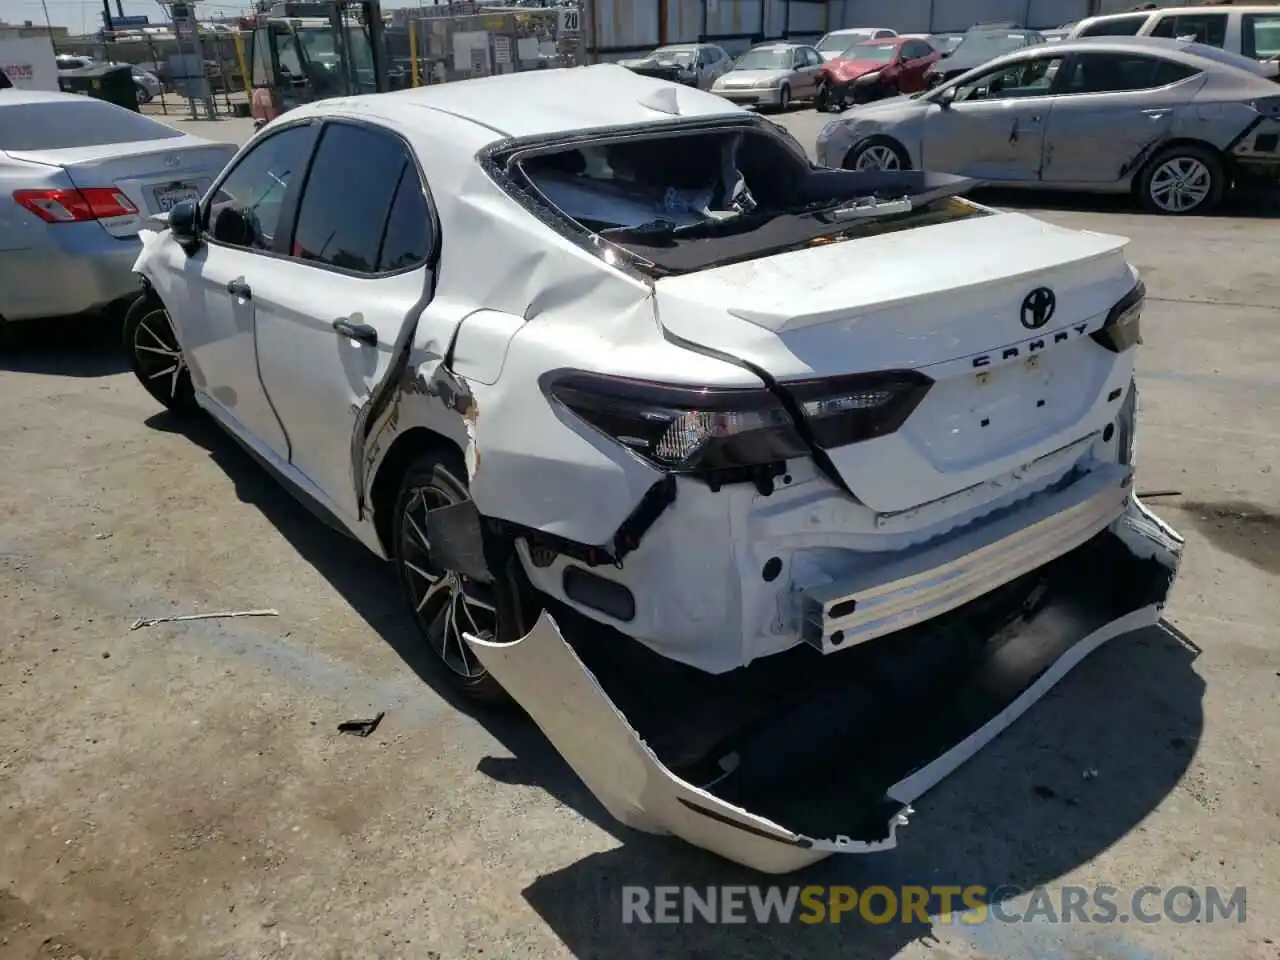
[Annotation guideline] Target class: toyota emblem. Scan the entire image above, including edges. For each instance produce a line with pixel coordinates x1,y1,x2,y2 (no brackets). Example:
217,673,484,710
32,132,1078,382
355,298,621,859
1020,287,1056,330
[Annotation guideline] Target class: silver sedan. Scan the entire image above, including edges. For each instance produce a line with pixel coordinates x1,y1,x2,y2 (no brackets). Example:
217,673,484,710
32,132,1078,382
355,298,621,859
0,89,236,326
711,42,826,111
816,35,1280,214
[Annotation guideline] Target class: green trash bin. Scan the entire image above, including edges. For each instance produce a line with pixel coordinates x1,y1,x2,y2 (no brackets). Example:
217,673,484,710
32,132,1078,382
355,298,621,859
56,64,139,112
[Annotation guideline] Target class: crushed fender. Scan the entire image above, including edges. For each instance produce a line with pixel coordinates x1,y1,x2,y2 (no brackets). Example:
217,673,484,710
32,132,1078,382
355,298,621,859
465,496,1182,873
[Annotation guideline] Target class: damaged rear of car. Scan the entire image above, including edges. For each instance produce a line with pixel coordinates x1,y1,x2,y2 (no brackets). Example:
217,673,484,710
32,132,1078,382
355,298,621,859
432,105,1183,871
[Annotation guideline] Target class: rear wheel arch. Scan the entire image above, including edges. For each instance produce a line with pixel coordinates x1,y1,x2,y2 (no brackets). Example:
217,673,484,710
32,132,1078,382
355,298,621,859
1134,139,1228,215
842,134,912,171
370,426,467,556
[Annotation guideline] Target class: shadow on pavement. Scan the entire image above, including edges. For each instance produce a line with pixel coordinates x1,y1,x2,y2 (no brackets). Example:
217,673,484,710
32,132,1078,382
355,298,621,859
0,314,129,378
145,409,1206,960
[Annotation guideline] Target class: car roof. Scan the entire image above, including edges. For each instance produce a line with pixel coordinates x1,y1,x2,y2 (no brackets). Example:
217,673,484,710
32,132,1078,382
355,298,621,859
0,89,91,106
1084,4,1278,18
828,27,893,34
984,34,1275,78
297,63,745,141
753,41,806,48
838,35,907,46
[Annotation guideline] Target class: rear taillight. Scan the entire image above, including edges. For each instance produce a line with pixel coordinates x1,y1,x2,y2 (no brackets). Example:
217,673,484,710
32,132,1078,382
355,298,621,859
543,371,808,473
542,368,933,473
13,187,138,224
782,371,933,449
1091,281,1144,354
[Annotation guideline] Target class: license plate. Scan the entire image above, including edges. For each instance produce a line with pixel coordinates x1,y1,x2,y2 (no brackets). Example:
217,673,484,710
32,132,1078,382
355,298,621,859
152,183,199,212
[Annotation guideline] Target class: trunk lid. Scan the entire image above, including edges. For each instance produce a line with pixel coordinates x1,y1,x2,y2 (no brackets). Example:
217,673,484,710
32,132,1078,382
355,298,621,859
7,137,236,238
653,210,1139,513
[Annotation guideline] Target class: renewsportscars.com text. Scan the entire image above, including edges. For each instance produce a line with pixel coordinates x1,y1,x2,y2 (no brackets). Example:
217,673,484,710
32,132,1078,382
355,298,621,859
621,885,1247,925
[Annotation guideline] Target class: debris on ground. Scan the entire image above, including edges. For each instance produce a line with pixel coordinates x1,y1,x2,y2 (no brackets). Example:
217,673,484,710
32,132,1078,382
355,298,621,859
337,712,386,738
1138,489,1182,499
129,609,280,630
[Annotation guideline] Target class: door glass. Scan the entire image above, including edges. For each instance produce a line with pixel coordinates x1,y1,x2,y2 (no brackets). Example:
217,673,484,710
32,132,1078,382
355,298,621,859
953,57,1062,102
377,167,433,272
1081,16,1145,37
290,123,415,274
1060,53,1195,94
205,123,318,251
1151,14,1227,47
1244,14,1280,59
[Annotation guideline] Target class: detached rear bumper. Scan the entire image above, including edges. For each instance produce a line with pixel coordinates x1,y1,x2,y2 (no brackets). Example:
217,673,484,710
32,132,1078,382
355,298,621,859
466,495,1182,874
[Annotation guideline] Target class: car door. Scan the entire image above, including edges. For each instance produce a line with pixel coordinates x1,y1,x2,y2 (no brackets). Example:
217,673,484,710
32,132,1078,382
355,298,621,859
897,40,934,91
796,46,824,95
921,53,1065,182
250,120,438,523
171,121,319,455
1040,52,1200,185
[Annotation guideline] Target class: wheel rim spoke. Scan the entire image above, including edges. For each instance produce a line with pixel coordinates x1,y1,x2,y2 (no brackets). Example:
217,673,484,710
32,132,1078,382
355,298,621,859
135,310,187,396
400,485,497,682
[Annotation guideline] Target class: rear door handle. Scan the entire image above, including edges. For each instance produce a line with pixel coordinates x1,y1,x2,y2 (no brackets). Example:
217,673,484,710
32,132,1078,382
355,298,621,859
226,277,251,299
332,318,378,346
1143,108,1170,119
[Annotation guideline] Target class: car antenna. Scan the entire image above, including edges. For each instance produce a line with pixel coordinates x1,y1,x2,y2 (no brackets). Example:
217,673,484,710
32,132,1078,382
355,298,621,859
637,86,683,116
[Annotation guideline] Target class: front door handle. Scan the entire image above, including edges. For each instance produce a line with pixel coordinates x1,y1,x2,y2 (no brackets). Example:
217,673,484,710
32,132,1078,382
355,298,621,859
226,277,252,299
1143,108,1170,119
332,318,378,346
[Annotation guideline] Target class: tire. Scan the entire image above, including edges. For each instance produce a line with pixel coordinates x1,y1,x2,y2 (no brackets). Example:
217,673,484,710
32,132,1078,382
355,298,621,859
392,452,533,705
815,81,834,113
843,135,911,172
1137,144,1225,216
123,292,198,415
777,84,791,112
135,82,152,104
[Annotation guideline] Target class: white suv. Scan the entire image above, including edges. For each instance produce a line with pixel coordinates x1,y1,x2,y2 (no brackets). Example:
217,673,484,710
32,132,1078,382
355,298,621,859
126,65,1183,873
1069,4,1280,74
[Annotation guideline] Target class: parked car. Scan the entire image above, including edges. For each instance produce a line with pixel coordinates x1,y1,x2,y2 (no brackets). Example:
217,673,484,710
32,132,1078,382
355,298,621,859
814,26,898,61
124,63,1181,873
615,43,734,90
928,32,965,54
924,26,1046,86
817,36,1280,215
55,54,96,71
0,89,236,327
816,36,940,111
710,41,825,110
1067,4,1280,76
128,64,163,103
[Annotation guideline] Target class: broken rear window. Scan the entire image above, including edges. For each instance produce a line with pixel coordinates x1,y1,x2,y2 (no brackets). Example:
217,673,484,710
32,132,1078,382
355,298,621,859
501,123,989,277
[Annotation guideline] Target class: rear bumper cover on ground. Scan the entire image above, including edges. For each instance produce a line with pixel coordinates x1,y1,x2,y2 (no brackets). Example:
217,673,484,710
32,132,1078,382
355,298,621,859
466,495,1182,873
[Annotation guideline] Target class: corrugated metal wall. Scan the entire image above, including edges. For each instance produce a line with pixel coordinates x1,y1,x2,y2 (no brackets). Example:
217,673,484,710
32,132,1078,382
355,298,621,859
587,0,1094,56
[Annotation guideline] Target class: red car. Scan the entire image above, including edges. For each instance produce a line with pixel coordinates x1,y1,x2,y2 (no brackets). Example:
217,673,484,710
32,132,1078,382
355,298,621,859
816,37,940,112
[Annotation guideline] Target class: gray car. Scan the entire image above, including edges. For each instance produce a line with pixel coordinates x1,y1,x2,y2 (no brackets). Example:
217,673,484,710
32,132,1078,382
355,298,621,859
816,36,1280,214
711,42,825,111
0,90,237,326
616,44,733,90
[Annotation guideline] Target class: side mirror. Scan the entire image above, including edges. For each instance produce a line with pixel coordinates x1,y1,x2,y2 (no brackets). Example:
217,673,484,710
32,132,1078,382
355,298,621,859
937,85,957,107
168,199,201,249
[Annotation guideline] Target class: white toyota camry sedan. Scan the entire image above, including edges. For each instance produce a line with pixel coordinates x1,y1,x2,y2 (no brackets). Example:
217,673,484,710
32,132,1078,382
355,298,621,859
125,64,1183,874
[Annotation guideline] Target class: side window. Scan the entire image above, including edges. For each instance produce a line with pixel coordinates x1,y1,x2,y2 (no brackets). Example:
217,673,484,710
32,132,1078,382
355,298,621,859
1243,14,1280,59
1152,14,1227,48
1060,53,1197,94
1081,15,1145,38
377,167,432,272
805,48,823,67
953,56,1063,102
906,41,930,59
275,28,304,77
290,122,422,274
250,27,272,86
205,123,317,251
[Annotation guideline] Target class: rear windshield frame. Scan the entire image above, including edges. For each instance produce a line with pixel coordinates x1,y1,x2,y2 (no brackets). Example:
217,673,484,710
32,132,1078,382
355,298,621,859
0,98,183,152
480,115,985,280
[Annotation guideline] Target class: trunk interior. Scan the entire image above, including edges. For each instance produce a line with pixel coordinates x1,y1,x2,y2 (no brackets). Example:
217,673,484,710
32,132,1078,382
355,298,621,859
552,531,1174,843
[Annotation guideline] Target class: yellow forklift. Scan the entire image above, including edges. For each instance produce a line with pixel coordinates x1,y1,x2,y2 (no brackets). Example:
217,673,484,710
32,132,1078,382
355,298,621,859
238,0,390,129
